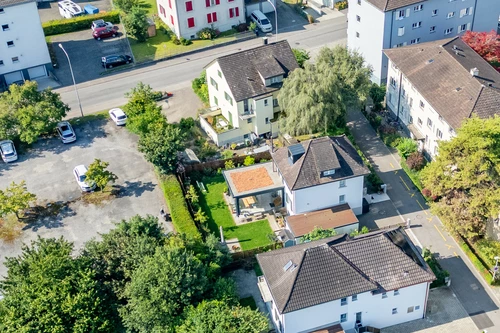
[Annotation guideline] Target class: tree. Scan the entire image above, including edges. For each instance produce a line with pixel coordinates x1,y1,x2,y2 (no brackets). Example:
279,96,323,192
176,300,268,333
420,116,500,238
123,7,149,42
85,159,118,191
185,185,199,205
113,0,139,12
369,83,386,110
292,48,310,68
194,208,208,224
192,71,209,105
0,81,69,144
243,155,255,166
0,237,118,332
138,123,184,174
0,181,36,219
127,101,167,135
300,226,337,242
224,159,235,169
462,30,500,70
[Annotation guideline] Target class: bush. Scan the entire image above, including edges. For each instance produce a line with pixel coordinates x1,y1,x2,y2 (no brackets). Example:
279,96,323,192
334,1,348,10
422,248,449,288
396,137,418,159
367,112,382,129
459,238,500,285
406,151,426,171
179,117,195,131
192,71,208,105
197,27,218,40
232,23,247,32
475,239,500,267
243,155,255,166
180,37,192,45
171,34,181,45
43,11,120,36
400,159,423,191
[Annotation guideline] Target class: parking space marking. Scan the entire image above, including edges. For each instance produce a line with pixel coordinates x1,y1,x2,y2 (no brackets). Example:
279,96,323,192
390,162,395,168
434,224,447,242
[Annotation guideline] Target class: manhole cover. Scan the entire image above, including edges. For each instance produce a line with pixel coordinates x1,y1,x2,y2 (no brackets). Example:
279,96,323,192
416,215,423,219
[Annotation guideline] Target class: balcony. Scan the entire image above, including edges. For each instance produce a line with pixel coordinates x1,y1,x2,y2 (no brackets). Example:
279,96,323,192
257,276,273,302
239,109,256,120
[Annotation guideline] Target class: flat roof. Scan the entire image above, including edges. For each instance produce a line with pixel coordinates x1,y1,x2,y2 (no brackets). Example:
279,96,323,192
286,203,359,238
223,162,283,197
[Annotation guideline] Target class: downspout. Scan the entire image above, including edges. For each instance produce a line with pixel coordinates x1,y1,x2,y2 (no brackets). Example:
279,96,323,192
423,282,430,318
470,0,478,31
395,69,403,121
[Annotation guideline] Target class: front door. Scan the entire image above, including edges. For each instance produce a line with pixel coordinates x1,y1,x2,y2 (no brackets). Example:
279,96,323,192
356,312,362,323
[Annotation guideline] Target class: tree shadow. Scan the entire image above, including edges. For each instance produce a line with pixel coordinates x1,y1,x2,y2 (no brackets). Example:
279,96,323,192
116,181,156,197
21,201,76,232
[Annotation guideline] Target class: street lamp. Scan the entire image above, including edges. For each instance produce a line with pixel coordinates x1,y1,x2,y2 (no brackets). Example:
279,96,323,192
493,256,500,281
58,43,84,117
267,0,278,42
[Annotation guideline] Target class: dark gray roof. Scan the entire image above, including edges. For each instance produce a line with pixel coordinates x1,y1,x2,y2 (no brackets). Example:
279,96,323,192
273,136,370,191
211,40,299,102
366,0,424,11
0,0,34,7
257,228,435,314
384,37,500,129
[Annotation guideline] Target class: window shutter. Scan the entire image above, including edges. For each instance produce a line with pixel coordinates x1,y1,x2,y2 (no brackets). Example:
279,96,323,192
235,7,239,16
467,22,471,30
405,8,410,17
469,7,473,15
207,13,212,23
213,12,217,22
206,0,210,7
215,0,220,4
186,1,192,11
168,0,171,8
170,15,174,25
229,8,234,18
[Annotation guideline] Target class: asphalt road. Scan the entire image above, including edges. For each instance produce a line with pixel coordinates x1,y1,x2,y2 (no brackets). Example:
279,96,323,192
55,15,348,118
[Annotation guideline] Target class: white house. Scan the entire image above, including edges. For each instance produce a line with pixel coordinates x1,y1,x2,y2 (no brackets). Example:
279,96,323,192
272,136,370,216
0,0,51,86
200,40,299,147
156,0,245,39
257,227,436,333
347,0,500,83
384,37,500,159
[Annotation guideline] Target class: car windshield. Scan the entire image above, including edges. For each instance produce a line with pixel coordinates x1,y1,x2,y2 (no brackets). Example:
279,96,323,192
63,132,74,138
261,19,270,25
117,115,126,120
0,143,13,155
79,175,86,182
61,125,70,131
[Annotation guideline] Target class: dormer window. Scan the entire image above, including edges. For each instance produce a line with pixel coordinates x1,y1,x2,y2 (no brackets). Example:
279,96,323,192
323,169,335,176
270,76,280,84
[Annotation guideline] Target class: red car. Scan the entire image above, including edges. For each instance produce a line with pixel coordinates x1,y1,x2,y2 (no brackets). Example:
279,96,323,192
93,27,118,40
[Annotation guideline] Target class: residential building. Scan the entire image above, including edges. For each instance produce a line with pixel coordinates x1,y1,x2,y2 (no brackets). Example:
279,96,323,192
156,0,245,39
347,0,500,83
200,40,299,146
0,0,51,86
245,0,276,15
257,227,436,333
384,37,500,159
272,136,370,216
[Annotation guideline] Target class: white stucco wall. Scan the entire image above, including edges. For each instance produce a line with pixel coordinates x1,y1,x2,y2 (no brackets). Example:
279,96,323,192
246,0,276,15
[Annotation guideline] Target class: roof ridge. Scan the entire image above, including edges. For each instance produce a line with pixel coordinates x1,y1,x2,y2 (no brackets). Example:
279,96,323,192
216,40,288,62
329,244,380,289
281,248,307,312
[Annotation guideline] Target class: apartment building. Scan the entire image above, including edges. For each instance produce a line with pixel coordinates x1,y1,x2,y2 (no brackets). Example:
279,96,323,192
347,0,500,83
384,37,500,159
156,0,245,39
0,0,51,86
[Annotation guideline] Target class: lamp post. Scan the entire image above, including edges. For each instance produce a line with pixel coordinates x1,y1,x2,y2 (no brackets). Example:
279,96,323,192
493,256,500,281
58,43,83,117
267,0,278,42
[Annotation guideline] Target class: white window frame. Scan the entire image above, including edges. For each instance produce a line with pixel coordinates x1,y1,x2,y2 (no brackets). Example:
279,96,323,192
447,11,455,19
412,21,422,29
432,9,438,16
339,179,346,188
444,27,454,35
430,26,436,33
398,26,405,36
339,195,345,204
414,4,423,11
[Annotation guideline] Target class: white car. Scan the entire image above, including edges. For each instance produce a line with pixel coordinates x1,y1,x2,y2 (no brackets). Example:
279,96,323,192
91,19,113,31
56,121,76,143
73,165,96,192
250,10,272,33
0,140,18,163
109,108,127,125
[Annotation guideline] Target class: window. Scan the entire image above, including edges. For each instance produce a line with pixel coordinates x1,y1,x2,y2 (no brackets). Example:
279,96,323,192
6,40,14,47
0,60,3,66
417,117,423,127
0,8,4,13
352,294,358,301
382,292,388,299
427,118,432,128
339,179,346,188
397,26,405,36
392,308,398,315
264,99,268,106
356,32,360,38
458,24,467,33
213,96,218,105
407,306,414,313
419,100,425,108
445,28,453,35
324,170,335,176
159,5,166,16
412,21,422,29
205,0,220,6
460,7,472,17
436,128,443,139
229,7,240,18
273,98,279,107
11,56,19,63
410,38,420,44
339,195,345,204
356,15,361,22
394,289,400,296
340,313,347,323
415,305,420,310
187,17,195,28
224,91,233,105
207,12,217,23
430,26,436,33
1,24,8,31
210,77,218,90
270,76,280,84
357,0,361,4
447,12,455,18
409,97,413,107
218,70,222,78
432,9,438,16
397,10,405,20
341,298,347,306
414,4,423,11
185,1,193,11
247,118,252,124
265,117,270,124
390,77,396,87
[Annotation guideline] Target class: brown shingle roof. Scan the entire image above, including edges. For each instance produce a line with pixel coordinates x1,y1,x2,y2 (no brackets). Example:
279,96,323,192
286,203,359,238
366,0,424,11
272,136,370,191
384,37,500,129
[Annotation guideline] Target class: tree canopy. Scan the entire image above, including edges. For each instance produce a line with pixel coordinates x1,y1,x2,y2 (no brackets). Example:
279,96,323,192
292,48,310,68
0,181,37,219
462,30,500,71
85,159,118,191
420,116,500,238
123,7,149,42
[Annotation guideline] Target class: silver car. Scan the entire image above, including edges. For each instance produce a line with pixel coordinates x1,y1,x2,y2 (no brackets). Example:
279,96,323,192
0,140,18,163
57,121,76,143
73,164,96,192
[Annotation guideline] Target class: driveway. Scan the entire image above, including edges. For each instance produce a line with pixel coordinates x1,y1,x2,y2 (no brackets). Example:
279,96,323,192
51,25,131,85
0,118,170,279
265,0,308,35
37,0,113,23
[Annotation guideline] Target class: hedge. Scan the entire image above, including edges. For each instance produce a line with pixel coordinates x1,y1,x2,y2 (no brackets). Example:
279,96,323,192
400,158,423,192
158,173,200,238
457,237,500,286
43,11,121,36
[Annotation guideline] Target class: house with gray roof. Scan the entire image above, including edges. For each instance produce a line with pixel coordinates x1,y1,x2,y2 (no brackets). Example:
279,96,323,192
200,40,299,147
272,135,370,216
256,227,435,333
347,0,500,84
384,37,500,158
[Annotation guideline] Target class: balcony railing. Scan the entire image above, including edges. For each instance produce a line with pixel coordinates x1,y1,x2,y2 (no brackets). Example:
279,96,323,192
239,110,256,120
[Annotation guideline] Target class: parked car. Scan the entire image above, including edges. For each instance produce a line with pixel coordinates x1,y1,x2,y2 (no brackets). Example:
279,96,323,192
0,140,17,163
56,121,76,143
93,26,118,40
91,19,113,31
101,55,133,69
73,165,96,192
109,108,127,126
250,10,272,33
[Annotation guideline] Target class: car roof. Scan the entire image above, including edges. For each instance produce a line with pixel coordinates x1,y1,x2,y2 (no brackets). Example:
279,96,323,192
0,140,14,152
110,108,125,116
74,164,88,174
93,19,104,24
57,121,71,127
252,10,267,19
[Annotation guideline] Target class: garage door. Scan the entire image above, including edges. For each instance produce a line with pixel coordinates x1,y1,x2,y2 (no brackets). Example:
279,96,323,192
4,71,24,85
27,66,47,79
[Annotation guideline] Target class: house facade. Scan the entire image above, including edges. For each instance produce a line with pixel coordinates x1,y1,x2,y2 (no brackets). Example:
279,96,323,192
0,0,51,86
384,37,500,159
257,228,436,332
201,40,298,147
157,0,245,39
347,0,500,83
272,136,370,216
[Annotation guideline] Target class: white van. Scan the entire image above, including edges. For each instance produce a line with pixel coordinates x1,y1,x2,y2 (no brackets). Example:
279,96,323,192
58,0,83,19
251,10,272,33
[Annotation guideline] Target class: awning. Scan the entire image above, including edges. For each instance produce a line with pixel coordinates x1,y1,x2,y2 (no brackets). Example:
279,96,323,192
407,123,425,141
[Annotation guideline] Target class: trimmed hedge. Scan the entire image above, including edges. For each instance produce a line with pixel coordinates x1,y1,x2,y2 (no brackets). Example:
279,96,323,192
458,237,500,286
43,11,121,36
159,173,200,238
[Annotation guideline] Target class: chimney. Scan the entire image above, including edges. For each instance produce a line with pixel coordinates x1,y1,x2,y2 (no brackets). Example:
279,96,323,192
470,67,479,77
262,37,268,45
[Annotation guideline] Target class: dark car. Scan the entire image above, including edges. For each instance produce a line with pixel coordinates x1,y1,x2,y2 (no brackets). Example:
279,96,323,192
93,26,118,40
101,55,133,68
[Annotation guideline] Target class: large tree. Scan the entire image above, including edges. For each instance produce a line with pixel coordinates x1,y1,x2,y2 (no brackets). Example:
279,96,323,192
420,116,500,238
123,7,149,42
0,81,69,144
124,82,166,135
462,30,500,70
85,159,118,191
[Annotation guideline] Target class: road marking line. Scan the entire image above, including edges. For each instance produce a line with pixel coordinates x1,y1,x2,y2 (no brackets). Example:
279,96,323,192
434,224,447,242
416,200,428,215
427,217,433,222
454,251,459,257
394,170,398,175
445,244,453,249
390,162,395,169
399,176,411,191
411,192,415,198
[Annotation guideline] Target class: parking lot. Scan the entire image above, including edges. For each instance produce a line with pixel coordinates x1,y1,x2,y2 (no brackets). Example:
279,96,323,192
0,118,169,278
37,0,113,23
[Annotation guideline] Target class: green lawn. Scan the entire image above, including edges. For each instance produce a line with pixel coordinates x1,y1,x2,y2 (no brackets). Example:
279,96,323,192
199,175,273,251
139,0,157,15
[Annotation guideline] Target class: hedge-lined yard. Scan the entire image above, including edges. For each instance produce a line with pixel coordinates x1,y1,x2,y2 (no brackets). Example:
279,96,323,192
43,11,120,36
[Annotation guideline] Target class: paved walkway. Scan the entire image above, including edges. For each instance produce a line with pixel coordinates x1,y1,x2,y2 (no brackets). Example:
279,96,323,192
347,109,500,333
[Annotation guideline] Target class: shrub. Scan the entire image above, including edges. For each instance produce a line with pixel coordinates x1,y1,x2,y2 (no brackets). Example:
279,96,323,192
406,151,426,171
334,1,348,10
232,23,248,32
197,27,218,40
422,248,449,288
171,34,181,45
192,71,208,105
475,239,500,267
224,160,235,170
180,37,192,45
42,11,120,36
396,137,418,159
459,238,500,286
367,112,382,129
179,117,195,131
400,159,423,191
221,150,233,159
243,155,255,166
